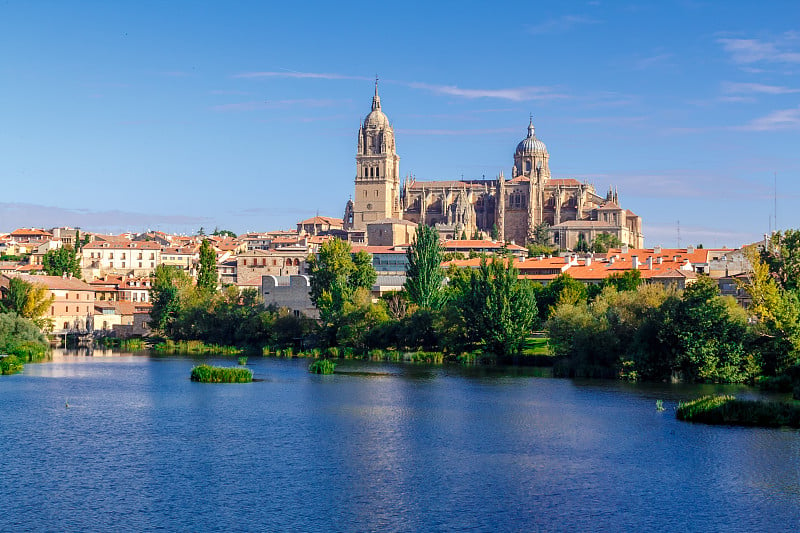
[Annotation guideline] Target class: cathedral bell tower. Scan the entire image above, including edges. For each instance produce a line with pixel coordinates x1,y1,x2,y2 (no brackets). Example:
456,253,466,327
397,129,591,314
352,80,401,231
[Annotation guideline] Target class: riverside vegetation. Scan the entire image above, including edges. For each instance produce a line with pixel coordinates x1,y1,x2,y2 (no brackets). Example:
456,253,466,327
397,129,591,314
0,284,52,375
149,227,800,394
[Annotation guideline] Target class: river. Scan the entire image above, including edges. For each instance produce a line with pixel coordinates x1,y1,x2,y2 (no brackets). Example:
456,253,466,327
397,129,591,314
1,349,798,532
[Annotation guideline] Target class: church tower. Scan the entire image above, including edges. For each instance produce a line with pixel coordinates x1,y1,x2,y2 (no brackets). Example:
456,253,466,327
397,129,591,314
352,80,402,231
512,116,551,180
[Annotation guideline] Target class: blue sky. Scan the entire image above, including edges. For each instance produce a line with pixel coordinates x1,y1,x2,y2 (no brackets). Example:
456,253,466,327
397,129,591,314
1,1,799,247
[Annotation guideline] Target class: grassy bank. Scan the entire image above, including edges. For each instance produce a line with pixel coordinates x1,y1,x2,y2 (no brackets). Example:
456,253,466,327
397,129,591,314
676,395,800,428
155,340,242,355
97,337,147,350
190,364,252,383
308,359,336,374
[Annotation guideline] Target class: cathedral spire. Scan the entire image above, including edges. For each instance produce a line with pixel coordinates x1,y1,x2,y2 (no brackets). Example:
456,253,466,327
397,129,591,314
372,75,381,111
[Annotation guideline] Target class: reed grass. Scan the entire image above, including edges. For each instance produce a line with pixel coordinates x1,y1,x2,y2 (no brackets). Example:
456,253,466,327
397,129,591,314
155,340,242,355
308,359,336,374
190,364,252,383
237,356,248,365
677,395,800,428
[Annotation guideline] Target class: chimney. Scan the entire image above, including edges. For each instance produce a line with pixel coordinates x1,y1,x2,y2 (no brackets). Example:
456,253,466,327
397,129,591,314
609,256,615,265
687,245,695,253
654,245,662,254
658,256,663,264
585,256,592,267
621,244,629,254
565,255,571,264
62,272,67,279
632,255,639,269
646,257,653,269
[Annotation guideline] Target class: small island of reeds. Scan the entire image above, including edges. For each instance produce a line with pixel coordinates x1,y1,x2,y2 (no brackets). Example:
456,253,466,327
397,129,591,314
676,395,800,428
308,359,336,374
190,364,252,383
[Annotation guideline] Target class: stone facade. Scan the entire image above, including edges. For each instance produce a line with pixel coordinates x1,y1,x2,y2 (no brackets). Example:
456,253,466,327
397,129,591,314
261,275,318,318
345,87,644,249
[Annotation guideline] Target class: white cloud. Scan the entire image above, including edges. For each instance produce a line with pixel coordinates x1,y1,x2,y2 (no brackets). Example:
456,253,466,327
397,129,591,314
396,128,517,136
407,82,566,102
740,106,800,131
718,37,800,65
722,82,800,94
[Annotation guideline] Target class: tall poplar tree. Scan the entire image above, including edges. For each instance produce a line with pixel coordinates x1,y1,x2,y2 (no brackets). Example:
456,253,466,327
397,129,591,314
196,239,218,292
404,223,445,309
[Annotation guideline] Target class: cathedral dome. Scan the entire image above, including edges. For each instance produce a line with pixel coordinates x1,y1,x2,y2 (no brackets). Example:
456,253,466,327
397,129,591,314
515,118,547,155
364,80,390,129
364,108,390,129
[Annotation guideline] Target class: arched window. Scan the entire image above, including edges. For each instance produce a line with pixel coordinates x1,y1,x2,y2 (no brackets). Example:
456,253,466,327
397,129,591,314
525,161,531,172
376,167,380,177
370,167,374,177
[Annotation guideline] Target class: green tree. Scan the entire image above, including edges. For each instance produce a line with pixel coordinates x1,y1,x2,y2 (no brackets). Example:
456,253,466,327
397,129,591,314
536,273,587,321
196,239,218,292
212,228,237,238
762,230,800,292
574,234,589,253
603,270,642,292
42,246,82,278
531,222,550,246
307,238,377,324
404,223,446,309
0,277,54,330
527,243,556,257
149,265,193,335
490,223,499,241
742,246,800,374
457,258,537,357
590,233,623,253
659,276,750,382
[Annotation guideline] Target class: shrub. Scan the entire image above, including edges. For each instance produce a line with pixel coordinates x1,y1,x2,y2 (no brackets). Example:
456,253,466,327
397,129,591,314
237,356,248,365
190,364,252,383
327,346,340,358
0,355,24,375
308,359,336,374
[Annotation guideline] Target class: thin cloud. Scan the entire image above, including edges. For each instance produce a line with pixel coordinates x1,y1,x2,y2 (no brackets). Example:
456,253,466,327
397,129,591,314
396,128,517,136
633,53,674,70
0,203,210,234
722,82,800,94
526,15,600,35
740,106,800,131
718,37,800,65
234,70,369,81
211,99,342,111
407,82,566,102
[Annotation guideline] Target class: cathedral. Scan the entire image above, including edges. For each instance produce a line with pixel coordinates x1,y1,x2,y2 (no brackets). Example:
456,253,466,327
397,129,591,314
343,83,644,250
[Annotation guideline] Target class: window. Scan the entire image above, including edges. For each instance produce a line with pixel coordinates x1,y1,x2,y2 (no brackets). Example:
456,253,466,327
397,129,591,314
375,167,379,177
66,306,69,313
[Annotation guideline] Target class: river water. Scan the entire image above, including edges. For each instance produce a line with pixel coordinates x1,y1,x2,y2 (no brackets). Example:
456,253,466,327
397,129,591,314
1,349,798,532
